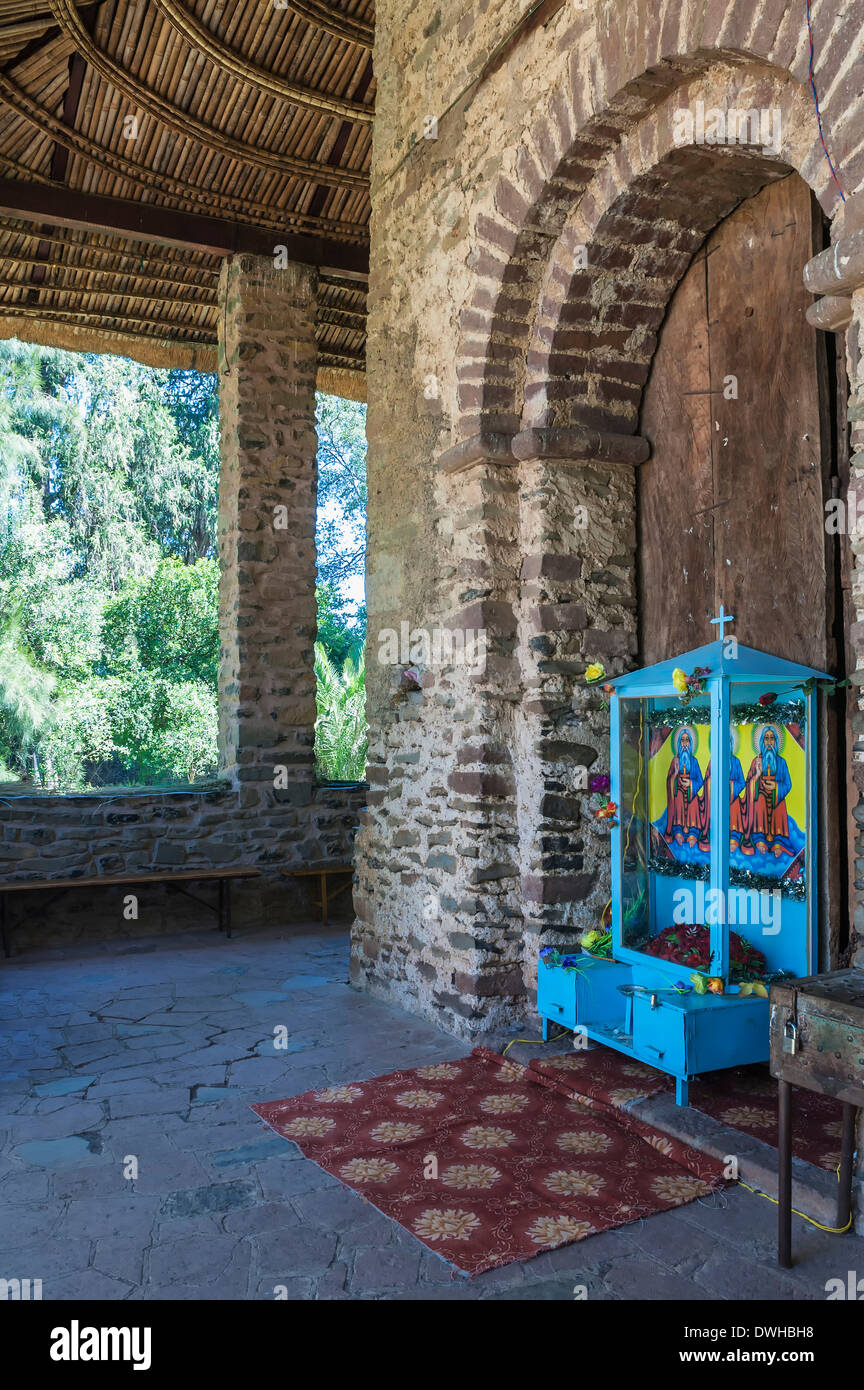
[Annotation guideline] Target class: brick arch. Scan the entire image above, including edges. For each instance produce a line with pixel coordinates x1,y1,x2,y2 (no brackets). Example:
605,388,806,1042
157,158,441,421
522,66,820,433
456,8,864,442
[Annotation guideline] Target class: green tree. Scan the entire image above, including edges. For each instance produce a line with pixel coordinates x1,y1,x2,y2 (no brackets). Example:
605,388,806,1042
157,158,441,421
101,558,220,686
315,392,367,599
314,641,367,783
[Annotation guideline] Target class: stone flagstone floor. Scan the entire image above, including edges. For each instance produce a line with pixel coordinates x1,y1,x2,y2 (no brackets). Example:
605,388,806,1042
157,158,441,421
1,921,862,1301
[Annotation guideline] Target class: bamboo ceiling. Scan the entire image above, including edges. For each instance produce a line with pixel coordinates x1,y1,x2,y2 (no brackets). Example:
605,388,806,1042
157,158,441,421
0,0,373,397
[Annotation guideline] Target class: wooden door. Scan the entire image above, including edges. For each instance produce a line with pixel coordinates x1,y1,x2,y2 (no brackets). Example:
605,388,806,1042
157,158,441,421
638,174,850,963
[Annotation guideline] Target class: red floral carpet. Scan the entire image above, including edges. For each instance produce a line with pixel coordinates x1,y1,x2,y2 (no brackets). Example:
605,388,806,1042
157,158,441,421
531,1047,844,1171
252,1047,725,1276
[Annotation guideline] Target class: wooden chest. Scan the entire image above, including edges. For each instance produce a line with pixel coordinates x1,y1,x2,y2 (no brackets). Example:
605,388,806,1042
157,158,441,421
769,969,864,1104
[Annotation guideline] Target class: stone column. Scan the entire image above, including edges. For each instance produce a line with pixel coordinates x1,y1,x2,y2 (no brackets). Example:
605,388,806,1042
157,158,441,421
510,426,648,1013
803,191,864,1230
217,255,319,801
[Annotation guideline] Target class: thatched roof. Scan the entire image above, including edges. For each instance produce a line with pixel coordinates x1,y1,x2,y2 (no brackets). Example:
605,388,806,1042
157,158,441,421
0,0,371,399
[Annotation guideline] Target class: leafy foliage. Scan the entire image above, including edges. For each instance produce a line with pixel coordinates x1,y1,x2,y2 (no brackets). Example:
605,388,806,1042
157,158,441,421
315,393,366,603
314,641,367,783
0,341,368,790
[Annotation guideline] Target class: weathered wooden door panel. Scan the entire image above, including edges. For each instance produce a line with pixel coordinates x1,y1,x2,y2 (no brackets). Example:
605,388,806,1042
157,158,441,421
707,178,833,669
639,175,832,667
637,173,848,964
639,248,714,657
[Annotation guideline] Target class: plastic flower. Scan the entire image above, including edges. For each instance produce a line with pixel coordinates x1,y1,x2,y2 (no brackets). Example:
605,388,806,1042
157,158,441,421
601,683,615,696
672,667,688,693
589,773,610,794
584,662,605,683
594,800,618,820
758,692,777,706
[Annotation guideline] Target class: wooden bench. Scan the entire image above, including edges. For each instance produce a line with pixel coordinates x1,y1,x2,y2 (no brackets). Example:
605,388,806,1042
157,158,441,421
0,866,261,957
281,865,353,924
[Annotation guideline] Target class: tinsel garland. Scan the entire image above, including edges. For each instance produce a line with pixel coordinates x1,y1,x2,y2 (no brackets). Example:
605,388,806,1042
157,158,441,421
634,700,805,733
647,855,806,901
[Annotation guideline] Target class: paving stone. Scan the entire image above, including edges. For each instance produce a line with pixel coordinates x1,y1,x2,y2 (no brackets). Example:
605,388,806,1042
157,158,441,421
57,1193,161,1239
0,1237,92,1280
107,1089,190,1120
691,1252,814,1301
227,1057,296,1086
484,1278,594,1300
14,1135,106,1167
149,1233,251,1288
253,1227,338,1279
291,1186,390,1237
92,1235,147,1285
254,1275,317,1300
43,1268,134,1300
211,1139,289,1167
222,1201,303,1236
160,1179,259,1220
600,1256,714,1300
351,1243,423,1290
0,1202,62,1248
255,1156,339,1200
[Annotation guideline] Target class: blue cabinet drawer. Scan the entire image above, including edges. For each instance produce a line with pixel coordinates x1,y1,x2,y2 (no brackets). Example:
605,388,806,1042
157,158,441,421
537,964,578,1028
632,996,686,1074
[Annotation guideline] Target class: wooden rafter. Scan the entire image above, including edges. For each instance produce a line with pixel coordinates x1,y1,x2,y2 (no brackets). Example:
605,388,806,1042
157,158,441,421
0,177,370,278
48,0,368,188
0,298,212,334
0,73,369,240
151,0,373,123
0,216,219,284
0,262,212,306
275,0,373,49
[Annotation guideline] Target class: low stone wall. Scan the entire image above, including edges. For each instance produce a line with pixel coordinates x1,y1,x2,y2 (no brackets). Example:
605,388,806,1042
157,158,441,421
0,782,364,949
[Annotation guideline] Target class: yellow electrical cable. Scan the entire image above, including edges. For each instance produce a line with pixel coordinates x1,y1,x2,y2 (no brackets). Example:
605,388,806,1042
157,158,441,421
737,1161,854,1234
501,1030,568,1056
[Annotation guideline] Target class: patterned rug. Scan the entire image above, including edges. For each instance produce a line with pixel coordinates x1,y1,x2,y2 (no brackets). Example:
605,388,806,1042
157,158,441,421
531,1046,844,1171
252,1047,725,1276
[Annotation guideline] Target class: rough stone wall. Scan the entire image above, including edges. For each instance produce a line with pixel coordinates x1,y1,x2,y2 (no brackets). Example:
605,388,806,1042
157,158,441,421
847,295,864,970
0,254,363,948
354,0,864,1045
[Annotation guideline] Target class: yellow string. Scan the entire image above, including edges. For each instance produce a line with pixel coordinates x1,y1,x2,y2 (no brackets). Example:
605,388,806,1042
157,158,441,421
738,1164,854,1234
501,1031,568,1056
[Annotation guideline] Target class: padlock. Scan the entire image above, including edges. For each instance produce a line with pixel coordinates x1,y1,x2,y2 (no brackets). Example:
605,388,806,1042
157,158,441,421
782,1020,798,1055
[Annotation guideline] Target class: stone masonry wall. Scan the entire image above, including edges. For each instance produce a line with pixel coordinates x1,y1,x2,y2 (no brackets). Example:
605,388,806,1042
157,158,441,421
353,0,864,1052
0,254,363,949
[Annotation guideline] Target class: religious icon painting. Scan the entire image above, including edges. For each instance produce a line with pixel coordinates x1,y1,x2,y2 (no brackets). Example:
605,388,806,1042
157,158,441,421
729,700,808,891
646,711,712,867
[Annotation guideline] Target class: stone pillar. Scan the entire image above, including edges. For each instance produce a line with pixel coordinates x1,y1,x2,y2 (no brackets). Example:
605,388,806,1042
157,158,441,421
217,255,319,800
510,427,648,1012
803,192,864,1230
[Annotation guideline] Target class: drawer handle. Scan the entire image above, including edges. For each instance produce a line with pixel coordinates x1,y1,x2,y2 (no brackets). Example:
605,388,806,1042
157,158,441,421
643,1045,665,1058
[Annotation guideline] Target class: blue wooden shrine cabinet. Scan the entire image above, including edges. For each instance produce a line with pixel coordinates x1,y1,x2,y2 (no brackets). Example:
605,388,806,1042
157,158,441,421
536,634,828,1105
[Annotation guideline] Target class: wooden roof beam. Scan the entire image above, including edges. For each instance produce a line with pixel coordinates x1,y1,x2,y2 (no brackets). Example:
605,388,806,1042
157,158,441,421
0,70,369,238
48,0,368,189
0,178,369,279
151,0,373,122
275,0,373,49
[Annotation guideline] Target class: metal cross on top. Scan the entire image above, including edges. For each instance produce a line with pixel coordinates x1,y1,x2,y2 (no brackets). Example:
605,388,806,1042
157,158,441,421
710,605,735,640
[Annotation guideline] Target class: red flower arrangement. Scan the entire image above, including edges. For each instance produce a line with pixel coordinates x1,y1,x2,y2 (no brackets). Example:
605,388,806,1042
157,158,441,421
642,924,766,981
